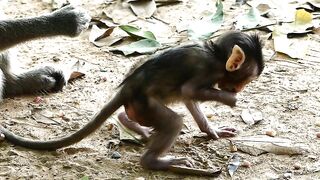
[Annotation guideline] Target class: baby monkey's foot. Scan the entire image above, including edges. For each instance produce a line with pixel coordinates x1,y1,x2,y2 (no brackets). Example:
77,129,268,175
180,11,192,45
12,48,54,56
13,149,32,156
167,157,194,168
207,126,237,140
141,154,194,170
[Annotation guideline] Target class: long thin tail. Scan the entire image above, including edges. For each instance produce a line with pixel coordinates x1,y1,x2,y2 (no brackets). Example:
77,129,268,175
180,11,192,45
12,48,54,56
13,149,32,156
0,93,123,150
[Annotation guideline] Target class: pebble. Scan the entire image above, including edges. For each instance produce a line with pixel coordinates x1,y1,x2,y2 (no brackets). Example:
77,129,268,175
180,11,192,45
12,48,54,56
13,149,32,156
134,177,145,180
283,172,293,179
316,132,320,138
230,144,237,152
266,130,277,137
293,163,301,170
241,160,251,168
0,133,5,141
111,151,121,159
206,113,214,119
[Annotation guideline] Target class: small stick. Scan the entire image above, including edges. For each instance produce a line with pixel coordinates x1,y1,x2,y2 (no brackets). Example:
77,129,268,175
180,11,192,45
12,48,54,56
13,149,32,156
169,165,221,177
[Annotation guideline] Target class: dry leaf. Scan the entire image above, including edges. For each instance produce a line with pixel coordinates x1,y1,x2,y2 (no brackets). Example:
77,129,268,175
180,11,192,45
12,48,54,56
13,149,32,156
89,25,115,46
89,25,126,47
256,3,271,16
109,117,143,144
228,154,240,177
67,61,86,82
129,0,157,18
233,136,309,156
273,32,310,59
104,2,137,24
69,71,85,81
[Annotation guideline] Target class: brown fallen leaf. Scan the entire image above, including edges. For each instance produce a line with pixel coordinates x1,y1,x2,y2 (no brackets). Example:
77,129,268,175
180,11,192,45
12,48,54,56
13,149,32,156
89,25,127,47
89,25,116,46
69,71,85,82
67,61,86,82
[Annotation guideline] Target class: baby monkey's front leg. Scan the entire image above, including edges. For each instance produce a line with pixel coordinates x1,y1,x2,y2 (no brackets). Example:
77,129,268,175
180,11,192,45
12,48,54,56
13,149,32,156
185,100,237,140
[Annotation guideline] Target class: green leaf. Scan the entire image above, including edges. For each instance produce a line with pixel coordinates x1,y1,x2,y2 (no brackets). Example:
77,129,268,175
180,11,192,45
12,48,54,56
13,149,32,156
235,7,260,30
119,25,156,40
211,0,223,23
113,39,161,56
80,176,89,180
187,0,224,40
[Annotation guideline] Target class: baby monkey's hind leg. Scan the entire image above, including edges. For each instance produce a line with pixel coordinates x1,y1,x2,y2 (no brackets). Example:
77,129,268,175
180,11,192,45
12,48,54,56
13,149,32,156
132,98,193,170
118,112,152,141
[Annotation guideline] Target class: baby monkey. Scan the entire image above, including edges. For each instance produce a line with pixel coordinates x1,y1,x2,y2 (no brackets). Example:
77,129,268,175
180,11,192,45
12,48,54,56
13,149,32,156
0,31,264,173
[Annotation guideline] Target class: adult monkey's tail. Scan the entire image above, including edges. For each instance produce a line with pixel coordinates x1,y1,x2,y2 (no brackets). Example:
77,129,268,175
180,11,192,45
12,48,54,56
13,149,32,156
0,93,123,150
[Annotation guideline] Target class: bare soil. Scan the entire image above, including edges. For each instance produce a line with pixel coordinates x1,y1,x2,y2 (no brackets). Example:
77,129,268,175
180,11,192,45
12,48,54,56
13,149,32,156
1,0,320,179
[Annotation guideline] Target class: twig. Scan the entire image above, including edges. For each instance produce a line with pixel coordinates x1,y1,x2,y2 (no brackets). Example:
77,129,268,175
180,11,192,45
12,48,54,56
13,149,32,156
70,55,100,66
169,165,221,177
241,22,277,32
35,113,62,125
151,15,170,25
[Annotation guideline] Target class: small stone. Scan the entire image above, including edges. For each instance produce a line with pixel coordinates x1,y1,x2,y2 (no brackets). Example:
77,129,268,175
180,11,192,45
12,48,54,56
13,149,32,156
111,151,121,159
106,123,114,131
101,76,108,82
241,160,251,168
134,177,145,180
52,56,61,62
308,155,317,160
229,143,237,152
293,163,301,170
0,133,5,141
283,172,292,179
316,132,320,138
266,130,277,137
315,122,320,127
206,113,214,119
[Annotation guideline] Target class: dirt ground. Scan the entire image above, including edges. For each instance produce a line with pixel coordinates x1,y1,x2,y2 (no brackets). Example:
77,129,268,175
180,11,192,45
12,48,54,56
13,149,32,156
1,0,320,179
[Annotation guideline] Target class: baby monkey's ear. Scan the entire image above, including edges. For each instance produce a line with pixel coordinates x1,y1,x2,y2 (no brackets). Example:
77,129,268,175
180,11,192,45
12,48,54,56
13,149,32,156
225,45,245,72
